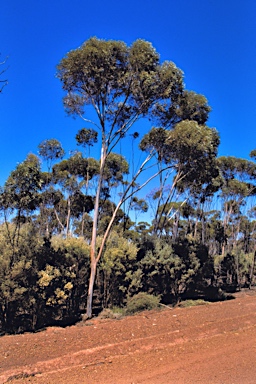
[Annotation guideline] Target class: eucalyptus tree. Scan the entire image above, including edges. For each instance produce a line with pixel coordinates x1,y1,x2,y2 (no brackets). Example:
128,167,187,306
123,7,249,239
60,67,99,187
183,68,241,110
0,154,42,255
238,215,255,254
52,152,95,237
75,128,98,191
37,139,65,236
217,156,256,254
57,37,218,317
38,139,65,173
130,197,148,223
0,159,41,332
151,200,194,239
140,120,220,237
216,155,256,284
76,128,98,154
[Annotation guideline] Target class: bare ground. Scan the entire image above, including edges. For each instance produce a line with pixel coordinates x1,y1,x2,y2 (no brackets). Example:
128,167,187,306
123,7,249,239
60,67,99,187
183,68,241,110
1,291,256,383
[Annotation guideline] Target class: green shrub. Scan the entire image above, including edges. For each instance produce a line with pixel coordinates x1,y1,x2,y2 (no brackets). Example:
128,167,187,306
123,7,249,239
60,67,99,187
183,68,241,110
98,307,124,320
125,293,160,315
178,299,209,308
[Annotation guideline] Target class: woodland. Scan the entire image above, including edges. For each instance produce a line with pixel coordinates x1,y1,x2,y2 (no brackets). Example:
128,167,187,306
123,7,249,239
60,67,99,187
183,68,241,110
1,38,256,334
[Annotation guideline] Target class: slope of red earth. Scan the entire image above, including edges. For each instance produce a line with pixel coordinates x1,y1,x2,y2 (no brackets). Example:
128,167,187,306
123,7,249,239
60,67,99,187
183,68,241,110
1,291,256,384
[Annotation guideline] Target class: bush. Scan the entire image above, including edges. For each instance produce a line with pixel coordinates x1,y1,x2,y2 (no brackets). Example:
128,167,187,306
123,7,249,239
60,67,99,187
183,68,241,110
125,293,160,315
178,299,209,308
98,307,124,320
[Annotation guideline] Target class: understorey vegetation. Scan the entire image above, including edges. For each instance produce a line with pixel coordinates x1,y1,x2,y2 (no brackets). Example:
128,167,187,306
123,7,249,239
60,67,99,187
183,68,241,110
1,38,256,334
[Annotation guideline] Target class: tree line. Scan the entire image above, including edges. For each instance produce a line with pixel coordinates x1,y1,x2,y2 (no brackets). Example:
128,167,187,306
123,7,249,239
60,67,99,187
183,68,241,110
1,38,256,334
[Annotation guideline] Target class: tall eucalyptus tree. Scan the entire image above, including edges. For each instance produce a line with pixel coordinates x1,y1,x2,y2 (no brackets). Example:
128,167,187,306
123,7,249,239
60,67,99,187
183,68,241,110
57,37,219,317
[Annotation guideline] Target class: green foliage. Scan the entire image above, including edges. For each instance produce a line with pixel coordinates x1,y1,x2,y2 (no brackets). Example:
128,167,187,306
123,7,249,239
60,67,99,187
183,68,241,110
99,231,138,307
139,238,202,302
38,139,65,170
38,264,72,306
34,236,91,328
175,90,211,125
125,292,160,314
104,153,129,186
218,156,256,182
1,154,42,214
250,149,256,161
139,127,169,162
178,299,209,308
101,231,137,272
0,228,92,334
76,128,98,148
50,237,90,297
98,307,124,319
57,37,186,142
0,223,43,333
52,153,93,188
167,121,220,187
215,248,254,289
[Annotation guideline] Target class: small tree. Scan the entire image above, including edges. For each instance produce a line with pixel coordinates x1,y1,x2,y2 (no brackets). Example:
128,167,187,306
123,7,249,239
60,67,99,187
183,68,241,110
0,154,42,253
217,156,256,255
38,139,65,173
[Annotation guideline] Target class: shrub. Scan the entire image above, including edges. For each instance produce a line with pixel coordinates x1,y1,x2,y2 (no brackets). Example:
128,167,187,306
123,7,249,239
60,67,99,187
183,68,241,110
98,307,124,320
125,293,160,315
178,299,209,308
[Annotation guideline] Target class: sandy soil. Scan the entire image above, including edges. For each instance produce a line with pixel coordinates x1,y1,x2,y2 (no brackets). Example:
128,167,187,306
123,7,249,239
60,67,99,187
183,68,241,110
1,291,256,383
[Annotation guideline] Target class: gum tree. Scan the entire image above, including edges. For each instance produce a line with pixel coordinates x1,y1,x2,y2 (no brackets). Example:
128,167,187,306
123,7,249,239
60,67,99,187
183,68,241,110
57,37,216,317
217,156,256,254
0,154,42,257
140,121,220,237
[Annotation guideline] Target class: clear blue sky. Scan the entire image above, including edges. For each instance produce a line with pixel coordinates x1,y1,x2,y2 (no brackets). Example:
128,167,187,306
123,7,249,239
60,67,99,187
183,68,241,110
0,0,255,185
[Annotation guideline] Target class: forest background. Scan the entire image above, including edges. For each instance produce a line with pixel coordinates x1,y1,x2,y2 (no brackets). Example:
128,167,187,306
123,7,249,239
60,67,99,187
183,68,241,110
0,0,256,333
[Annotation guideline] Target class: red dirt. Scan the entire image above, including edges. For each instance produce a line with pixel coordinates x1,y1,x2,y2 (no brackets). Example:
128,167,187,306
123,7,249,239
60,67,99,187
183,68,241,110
1,291,256,383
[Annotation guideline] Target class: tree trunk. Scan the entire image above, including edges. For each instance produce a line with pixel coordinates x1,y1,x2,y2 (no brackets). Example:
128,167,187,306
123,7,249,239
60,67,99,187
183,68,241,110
194,218,198,239
86,149,158,317
173,212,180,241
249,250,256,289
86,144,107,318
86,258,97,318
81,210,85,237
201,214,205,245
66,197,71,238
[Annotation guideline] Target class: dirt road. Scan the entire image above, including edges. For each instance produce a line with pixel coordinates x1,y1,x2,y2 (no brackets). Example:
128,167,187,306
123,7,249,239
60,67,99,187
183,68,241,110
1,292,256,383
